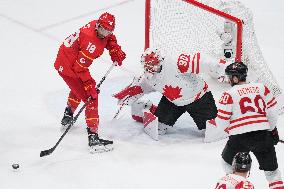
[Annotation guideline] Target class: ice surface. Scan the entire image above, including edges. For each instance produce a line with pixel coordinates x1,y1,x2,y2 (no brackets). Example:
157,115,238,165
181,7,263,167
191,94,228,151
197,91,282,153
0,0,283,188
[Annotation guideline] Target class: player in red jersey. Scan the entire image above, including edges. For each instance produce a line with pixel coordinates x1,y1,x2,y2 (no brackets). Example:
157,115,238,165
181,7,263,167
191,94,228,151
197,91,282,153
54,12,126,153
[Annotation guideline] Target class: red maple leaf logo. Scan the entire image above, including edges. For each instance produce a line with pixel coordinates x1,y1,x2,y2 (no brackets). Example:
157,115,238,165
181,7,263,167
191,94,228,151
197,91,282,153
162,85,182,101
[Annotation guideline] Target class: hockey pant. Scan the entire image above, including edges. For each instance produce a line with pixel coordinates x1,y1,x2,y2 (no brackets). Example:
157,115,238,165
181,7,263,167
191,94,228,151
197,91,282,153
204,119,229,143
155,92,217,130
222,130,284,188
59,72,99,132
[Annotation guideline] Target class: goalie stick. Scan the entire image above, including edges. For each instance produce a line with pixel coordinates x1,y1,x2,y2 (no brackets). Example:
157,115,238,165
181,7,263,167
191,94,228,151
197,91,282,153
112,96,130,119
112,75,143,119
40,62,117,157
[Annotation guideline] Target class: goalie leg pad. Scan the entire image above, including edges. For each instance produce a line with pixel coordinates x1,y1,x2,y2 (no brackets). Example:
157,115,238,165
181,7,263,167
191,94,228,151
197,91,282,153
142,109,171,140
204,119,228,143
131,99,156,123
143,110,159,141
131,99,154,119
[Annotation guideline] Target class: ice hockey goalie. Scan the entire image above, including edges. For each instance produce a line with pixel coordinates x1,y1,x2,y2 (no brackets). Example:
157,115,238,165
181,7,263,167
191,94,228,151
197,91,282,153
113,48,222,140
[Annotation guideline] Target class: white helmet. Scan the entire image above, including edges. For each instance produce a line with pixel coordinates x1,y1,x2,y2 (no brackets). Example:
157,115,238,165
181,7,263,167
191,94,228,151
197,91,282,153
140,48,165,74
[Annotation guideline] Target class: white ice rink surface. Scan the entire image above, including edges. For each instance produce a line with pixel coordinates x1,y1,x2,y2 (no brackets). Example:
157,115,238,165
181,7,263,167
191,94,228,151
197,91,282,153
0,0,284,188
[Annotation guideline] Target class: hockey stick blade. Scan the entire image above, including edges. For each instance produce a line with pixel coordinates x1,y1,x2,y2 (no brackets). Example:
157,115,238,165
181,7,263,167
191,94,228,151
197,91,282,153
39,122,73,157
40,147,55,157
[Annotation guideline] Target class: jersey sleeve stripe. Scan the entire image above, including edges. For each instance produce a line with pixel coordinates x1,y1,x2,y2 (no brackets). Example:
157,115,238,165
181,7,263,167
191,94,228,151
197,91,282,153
191,54,195,74
218,109,232,115
80,51,94,60
86,117,99,121
267,97,276,106
268,101,277,109
75,60,88,69
227,119,268,131
230,114,267,124
196,53,200,74
217,114,230,120
269,180,284,188
192,52,200,74
68,97,80,104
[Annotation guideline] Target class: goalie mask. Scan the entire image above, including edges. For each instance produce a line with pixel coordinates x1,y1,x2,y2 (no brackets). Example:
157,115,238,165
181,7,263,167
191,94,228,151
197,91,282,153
141,48,165,74
232,152,252,173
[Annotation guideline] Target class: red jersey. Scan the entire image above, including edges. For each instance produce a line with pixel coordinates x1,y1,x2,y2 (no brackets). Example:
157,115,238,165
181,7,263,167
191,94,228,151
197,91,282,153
54,20,119,83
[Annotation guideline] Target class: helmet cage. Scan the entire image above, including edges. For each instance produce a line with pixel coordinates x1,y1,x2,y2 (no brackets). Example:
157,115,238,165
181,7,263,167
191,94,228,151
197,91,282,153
141,48,164,74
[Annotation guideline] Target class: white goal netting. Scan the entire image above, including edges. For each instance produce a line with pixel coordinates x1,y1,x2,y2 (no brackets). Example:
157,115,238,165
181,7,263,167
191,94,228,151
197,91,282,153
146,0,282,101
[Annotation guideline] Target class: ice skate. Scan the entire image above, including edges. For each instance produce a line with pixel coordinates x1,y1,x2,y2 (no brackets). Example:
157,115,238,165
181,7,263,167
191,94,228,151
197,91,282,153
87,128,113,153
61,106,73,130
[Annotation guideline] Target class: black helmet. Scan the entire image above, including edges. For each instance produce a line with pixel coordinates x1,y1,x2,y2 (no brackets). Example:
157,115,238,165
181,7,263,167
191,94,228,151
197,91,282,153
232,152,252,172
225,62,248,81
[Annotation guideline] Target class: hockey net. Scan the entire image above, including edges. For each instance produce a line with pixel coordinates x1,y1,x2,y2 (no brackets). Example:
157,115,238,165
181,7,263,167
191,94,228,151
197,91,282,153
145,0,283,112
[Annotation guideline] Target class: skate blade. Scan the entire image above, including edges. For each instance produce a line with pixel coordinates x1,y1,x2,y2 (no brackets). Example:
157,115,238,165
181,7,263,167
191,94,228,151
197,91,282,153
89,144,114,154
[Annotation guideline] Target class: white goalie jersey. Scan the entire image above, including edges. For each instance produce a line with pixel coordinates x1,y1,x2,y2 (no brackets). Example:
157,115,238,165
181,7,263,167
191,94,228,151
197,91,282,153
114,52,225,107
215,174,254,189
141,53,211,106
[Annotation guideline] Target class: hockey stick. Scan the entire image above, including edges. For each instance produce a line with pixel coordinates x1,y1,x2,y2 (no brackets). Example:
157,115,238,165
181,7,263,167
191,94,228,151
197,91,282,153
40,98,91,157
113,96,130,119
40,62,117,157
280,139,284,144
112,75,143,119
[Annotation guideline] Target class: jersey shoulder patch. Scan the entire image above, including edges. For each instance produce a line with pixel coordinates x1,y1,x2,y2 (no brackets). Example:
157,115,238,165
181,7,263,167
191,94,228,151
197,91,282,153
177,53,190,73
176,52,200,74
219,92,233,105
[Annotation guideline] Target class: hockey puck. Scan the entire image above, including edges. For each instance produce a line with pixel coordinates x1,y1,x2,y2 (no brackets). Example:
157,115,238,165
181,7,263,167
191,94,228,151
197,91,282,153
12,164,19,170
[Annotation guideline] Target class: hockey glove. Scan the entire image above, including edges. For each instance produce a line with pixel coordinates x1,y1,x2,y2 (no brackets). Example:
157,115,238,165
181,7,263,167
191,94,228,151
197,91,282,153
271,127,279,145
84,80,99,100
109,46,126,66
